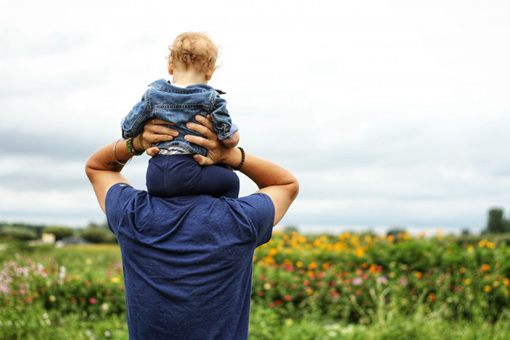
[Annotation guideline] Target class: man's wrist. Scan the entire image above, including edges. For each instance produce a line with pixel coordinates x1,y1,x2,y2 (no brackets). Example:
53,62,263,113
223,147,244,170
127,137,144,156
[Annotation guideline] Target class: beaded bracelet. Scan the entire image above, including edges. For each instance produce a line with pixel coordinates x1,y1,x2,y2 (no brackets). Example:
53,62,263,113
126,137,144,156
233,147,245,171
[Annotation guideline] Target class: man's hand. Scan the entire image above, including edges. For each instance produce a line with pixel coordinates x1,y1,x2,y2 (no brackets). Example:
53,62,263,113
185,115,240,166
140,119,179,156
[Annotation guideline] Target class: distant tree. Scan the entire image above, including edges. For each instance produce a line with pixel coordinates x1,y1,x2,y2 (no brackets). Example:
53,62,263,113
80,223,116,243
461,228,471,236
0,226,38,241
486,208,506,233
386,227,407,238
43,226,74,241
282,225,299,233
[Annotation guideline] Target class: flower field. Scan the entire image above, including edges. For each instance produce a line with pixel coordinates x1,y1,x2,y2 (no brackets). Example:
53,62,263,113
1,232,510,339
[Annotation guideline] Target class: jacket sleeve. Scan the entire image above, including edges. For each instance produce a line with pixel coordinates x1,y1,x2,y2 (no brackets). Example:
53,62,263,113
121,88,153,139
211,95,238,141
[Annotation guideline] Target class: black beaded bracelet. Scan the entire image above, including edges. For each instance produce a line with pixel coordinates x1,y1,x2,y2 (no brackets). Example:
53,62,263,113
233,147,245,171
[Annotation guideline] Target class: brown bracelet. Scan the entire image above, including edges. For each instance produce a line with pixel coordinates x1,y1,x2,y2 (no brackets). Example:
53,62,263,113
232,147,245,171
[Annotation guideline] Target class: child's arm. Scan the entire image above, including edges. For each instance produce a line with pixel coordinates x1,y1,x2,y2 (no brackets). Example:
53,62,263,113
121,88,152,138
210,95,239,144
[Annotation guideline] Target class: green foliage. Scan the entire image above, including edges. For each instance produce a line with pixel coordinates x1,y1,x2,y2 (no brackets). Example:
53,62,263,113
2,234,510,339
80,225,116,244
0,226,38,241
43,226,75,241
487,208,507,233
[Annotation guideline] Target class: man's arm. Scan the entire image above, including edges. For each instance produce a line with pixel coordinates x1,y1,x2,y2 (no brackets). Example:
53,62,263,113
85,122,178,212
185,116,299,225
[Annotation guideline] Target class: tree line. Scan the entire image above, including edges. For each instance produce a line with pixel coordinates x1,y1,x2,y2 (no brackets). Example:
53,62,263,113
0,222,116,243
1,207,509,243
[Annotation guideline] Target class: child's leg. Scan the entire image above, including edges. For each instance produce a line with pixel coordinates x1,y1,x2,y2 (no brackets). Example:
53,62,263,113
147,154,201,197
146,154,239,198
193,164,240,198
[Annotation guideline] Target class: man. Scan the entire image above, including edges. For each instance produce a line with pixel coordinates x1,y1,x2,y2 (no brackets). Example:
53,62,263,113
85,115,299,339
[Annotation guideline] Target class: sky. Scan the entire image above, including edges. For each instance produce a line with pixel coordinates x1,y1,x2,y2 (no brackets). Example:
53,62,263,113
1,0,509,234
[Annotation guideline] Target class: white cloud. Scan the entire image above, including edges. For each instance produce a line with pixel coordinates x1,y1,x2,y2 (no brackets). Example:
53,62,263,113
1,0,509,231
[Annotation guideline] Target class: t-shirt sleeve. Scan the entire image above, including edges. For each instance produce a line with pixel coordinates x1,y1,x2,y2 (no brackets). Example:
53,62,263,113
105,183,138,236
236,193,275,247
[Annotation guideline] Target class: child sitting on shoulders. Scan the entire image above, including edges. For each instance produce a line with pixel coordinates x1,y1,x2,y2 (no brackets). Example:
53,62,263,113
121,32,240,198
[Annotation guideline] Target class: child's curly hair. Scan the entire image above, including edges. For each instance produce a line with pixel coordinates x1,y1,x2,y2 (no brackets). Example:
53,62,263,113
168,32,218,73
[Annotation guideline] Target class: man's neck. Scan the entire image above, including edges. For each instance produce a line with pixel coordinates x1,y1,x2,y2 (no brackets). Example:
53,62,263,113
172,71,208,87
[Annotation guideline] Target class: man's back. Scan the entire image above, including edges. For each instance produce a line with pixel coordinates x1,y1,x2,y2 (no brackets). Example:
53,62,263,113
105,183,274,340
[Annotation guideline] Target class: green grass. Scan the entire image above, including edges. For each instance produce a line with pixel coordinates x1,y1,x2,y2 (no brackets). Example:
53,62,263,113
2,241,510,339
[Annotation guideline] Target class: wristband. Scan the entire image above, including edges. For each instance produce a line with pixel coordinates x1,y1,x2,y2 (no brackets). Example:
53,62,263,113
126,137,144,156
233,147,245,171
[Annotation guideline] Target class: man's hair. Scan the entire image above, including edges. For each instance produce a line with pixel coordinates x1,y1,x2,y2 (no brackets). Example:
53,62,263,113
169,32,218,73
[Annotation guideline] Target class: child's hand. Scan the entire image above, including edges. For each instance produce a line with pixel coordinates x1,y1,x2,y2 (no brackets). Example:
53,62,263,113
140,119,179,156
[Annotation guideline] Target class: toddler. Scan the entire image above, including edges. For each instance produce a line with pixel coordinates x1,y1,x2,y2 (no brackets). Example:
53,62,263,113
121,32,240,198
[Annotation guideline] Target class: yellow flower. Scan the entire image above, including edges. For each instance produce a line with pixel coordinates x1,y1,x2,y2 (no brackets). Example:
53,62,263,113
268,248,278,256
110,276,121,284
504,278,510,287
464,278,472,286
296,261,303,268
484,285,492,293
263,282,272,290
305,288,313,295
354,247,365,258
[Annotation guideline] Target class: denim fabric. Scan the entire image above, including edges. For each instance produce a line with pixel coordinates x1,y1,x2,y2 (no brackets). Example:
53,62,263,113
146,154,240,198
121,79,238,156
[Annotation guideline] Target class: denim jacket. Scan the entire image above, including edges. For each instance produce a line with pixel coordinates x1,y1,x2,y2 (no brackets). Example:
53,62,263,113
121,79,237,156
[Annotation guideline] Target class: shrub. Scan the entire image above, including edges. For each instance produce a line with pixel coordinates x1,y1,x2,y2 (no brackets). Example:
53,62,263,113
0,226,38,241
80,227,116,244
43,226,75,241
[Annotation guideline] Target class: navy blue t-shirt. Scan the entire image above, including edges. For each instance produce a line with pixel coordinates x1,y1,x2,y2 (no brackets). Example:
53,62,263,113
105,183,274,340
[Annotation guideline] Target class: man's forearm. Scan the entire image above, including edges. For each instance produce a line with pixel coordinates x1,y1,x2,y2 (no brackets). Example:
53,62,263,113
223,148,298,192
85,140,133,175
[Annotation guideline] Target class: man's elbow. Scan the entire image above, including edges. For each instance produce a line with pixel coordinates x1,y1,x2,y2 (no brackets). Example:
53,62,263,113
84,156,97,182
289,177,299,201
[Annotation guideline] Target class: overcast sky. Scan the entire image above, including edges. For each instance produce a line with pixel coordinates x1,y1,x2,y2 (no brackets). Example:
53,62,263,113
1,0,509,234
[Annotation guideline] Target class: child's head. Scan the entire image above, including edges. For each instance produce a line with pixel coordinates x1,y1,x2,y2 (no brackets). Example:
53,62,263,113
168,32,218,81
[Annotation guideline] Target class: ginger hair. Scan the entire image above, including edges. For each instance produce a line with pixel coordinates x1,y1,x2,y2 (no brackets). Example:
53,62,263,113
168,32,218,74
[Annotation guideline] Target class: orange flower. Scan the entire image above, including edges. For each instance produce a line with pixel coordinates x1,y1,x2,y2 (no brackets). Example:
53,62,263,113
480,264,490,272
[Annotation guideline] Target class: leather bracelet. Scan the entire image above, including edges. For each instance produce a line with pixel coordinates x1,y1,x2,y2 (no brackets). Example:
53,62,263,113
113,139,128,166
233,147,245,171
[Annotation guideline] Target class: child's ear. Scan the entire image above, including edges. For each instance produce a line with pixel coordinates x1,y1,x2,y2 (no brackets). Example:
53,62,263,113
205,67,215,81
167,63,174,75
